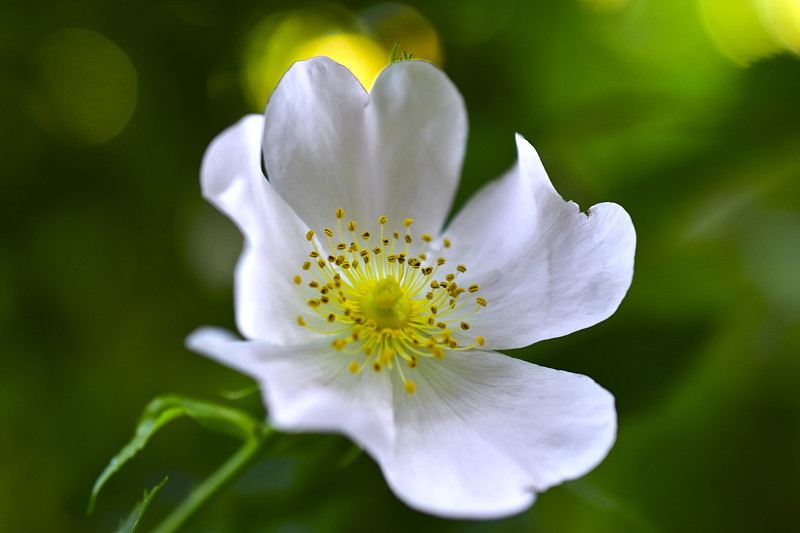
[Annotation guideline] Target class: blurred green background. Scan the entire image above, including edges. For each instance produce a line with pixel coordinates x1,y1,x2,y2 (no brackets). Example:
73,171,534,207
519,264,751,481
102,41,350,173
3,0,800,531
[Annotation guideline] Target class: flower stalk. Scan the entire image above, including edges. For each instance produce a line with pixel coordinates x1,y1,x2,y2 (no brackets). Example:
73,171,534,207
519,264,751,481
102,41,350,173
152,423,272,533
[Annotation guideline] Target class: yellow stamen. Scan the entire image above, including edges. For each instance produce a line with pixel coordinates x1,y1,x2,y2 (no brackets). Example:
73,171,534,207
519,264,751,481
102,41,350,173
291,212,487,393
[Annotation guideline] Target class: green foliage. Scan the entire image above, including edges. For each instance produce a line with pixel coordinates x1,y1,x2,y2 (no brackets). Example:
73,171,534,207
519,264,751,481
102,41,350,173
114,477,168,533
88,396,262,515
389,41,413,62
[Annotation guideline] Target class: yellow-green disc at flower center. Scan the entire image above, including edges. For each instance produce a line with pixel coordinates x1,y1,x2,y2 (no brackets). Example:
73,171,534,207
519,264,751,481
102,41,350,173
361,275,412,329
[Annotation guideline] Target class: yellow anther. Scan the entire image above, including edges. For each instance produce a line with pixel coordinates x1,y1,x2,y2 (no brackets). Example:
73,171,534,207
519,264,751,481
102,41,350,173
476,297,487,307
293,210,486,394
476,336,485,346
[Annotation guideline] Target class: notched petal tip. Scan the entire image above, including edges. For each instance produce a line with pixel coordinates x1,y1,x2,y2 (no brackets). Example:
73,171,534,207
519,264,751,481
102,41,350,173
264,54,468,236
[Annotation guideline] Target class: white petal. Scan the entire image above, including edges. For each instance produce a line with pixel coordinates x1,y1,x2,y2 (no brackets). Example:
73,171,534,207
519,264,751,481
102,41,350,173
200,115,319,344
380,350,616,519
186,327,395,457
444,135,636,350
263,57,467,236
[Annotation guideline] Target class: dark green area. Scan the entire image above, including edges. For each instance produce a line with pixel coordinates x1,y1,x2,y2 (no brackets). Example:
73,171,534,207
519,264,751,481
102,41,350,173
2,0,799,532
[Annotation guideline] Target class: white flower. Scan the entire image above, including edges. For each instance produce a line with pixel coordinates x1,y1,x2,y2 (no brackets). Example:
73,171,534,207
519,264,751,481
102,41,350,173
188,57,635,519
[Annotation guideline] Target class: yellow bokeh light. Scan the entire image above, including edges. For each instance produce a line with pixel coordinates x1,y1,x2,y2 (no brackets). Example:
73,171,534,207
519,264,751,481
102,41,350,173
294,33,388,91
241,4,443,111
758,0,800,52
361,3,443,64
699,0,800,64
31,28,137,145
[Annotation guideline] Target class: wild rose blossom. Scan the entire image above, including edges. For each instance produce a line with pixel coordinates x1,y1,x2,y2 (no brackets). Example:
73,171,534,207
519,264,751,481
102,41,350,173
188,57,635,518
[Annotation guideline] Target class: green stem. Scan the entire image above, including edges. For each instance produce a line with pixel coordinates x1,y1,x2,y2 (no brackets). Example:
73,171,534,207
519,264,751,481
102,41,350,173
151,425,272,533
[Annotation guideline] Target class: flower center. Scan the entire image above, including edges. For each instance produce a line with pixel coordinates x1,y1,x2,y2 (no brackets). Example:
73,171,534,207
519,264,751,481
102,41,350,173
361,276,411,329
293,208,487,394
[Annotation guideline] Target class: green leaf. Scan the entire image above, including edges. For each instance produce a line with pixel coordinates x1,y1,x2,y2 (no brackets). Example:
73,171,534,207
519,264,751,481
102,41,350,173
114,477,168,533
389,41,400,63
88,395,261,515
219,384,260,400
